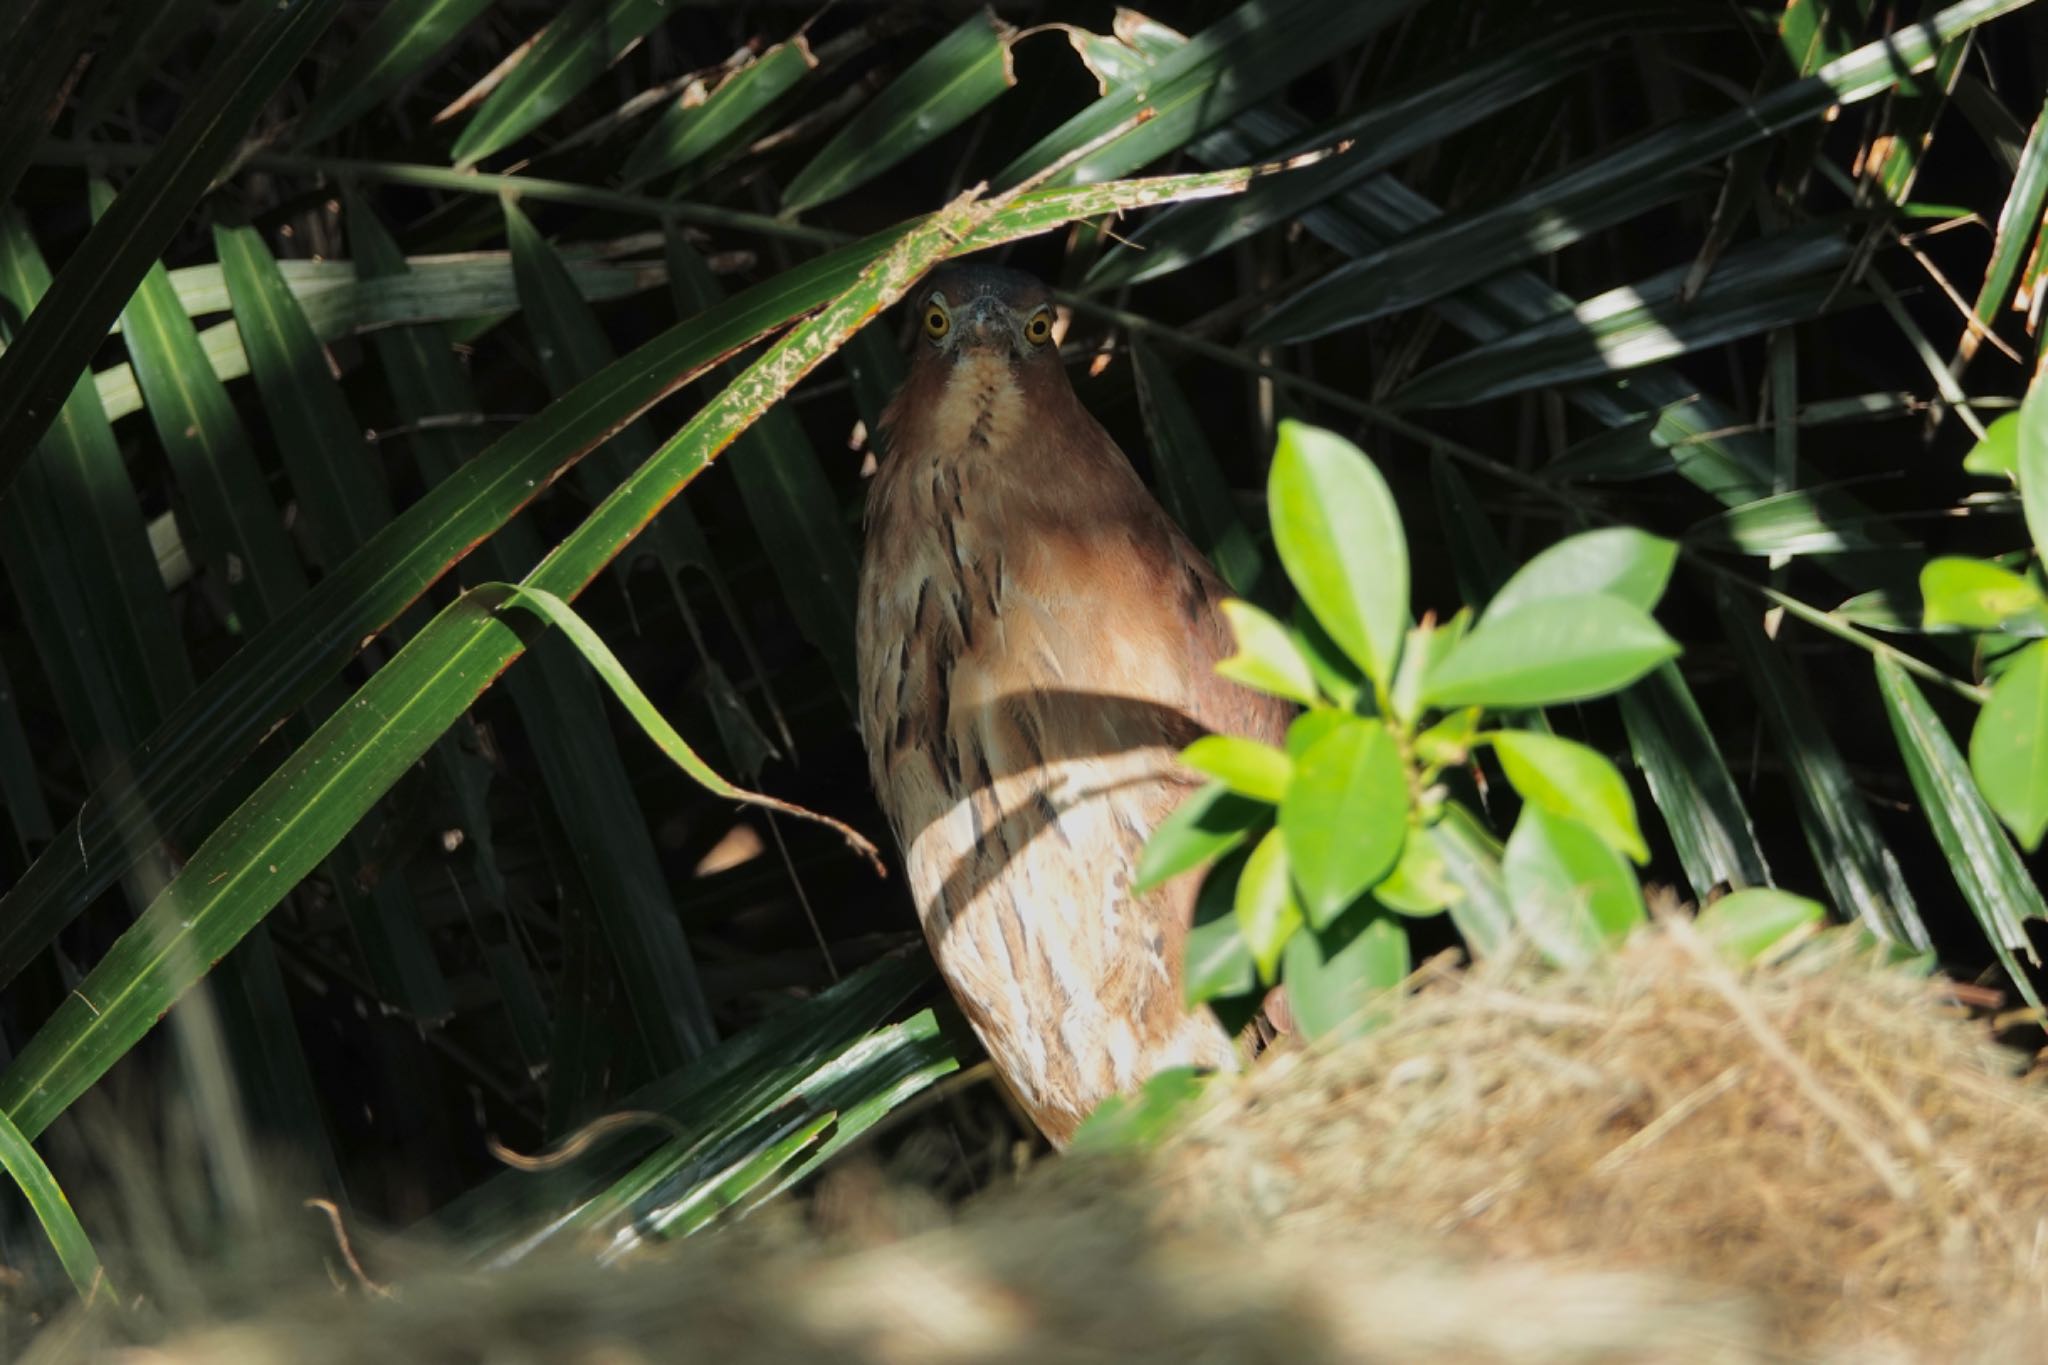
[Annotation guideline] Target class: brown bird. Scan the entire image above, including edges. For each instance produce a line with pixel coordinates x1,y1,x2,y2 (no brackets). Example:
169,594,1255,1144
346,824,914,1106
857,263,1291,1146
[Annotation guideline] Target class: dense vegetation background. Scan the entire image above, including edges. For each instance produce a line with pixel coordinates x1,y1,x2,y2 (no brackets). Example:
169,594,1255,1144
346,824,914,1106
1,0,2046,1299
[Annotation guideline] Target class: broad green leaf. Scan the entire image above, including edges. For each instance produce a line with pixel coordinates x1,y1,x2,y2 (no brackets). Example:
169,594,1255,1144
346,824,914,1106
1963,409,2023,480
1214,600,1319,706
622,38,817,182
1921,556,2048,631
2022,365,2048,555
995,0,1428,189
1970,640,2048,850
1131,342,1264,596
1269,421,1408,686
1425,595,1680,709
295,0,497,145
1281,903,1410,1042
1503,807,1646,968
1619,664,1773,898
1279,716,1408,928
1181,735,1292,804
451,0,670,167
1374,833,1457,916
1876,656,2045,1008
1183,847,1257,1007
1388,613,1468,724
782,12,1018,212
1291,602,1366,709
1485,528,1679,622
0,0,343,495
1427,802,1513,955
1134,780,1267,894
1717,593,1927,949
1070,1069,1209,1154
1284,708,1349,759
1235,828,1304,981
1249,0,2034,342
1491,730,1650,864
0,1106,107,1302
1414,707,1482,768
1695,889,1825,964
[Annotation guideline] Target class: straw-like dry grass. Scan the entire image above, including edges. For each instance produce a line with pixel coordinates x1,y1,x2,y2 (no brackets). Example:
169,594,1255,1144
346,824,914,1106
26,915,2048,1363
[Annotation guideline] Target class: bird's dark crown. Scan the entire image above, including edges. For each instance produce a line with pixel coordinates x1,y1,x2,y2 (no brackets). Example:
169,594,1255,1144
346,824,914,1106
914,263,1052,315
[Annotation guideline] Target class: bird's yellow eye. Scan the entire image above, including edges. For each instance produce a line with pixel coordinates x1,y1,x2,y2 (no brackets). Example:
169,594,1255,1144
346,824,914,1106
924,304,950,340
1024,310,1053,346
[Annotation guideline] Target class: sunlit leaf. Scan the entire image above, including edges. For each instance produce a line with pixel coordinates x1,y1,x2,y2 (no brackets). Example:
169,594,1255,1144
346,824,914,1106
1920,556,2048,631
1491,729,1650,864
1485,527,1678,622
1279,716,1407,928
1425,595,1680,709
1268,421,1408,686
1970,640,2048,850
1280,903,1409,1042
1503,806,1645,968
1214,600,1320,706
1181,735,1293,804
1695,888,1825,964
1234,828,1305,982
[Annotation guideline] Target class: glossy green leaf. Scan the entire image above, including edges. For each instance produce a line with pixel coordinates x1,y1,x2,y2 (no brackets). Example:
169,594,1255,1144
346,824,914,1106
1424,595,1680,709
1491,730,1650,864
0,1106,106,1302
1688,488,1906,558
1070,1068,1210,1154
1718,592,1927,948
1503,807,1645,968
1279,716,1408,928
1136,780,1269,893
1921,556,2048,631
1183,846,1257,1007
2022,366,2048,555
782,12,1017,212
1281,902,1409,1042
1214,600,1319,706
295,0,496,145
1876,656,2045,1007
451,0,670,167
1619,664,1773,898
1181,735,1293,804
1485,527,1678,622
1249,0,2033,343
0,0,344,495
1964,410,2023,480
1235,828,1305,982
1969,640,2048,850
1268,420,1408,687
1427,802,1513,955
1131,342,1264,597
1388,615,1467,725
1694,888,1825,964
1373,832,1457,916
997,0,1425,189
622,38,817,183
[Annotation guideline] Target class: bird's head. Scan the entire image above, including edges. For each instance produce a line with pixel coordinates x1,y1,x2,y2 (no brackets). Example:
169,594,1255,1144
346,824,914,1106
910,264,1060,368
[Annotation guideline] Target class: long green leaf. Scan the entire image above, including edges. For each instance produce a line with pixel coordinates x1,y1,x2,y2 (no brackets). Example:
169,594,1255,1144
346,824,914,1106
1619,663,1773,898
1875,656,2045,1008
995,0,1426,189
621,38,817,183
1717,589,1928,948
451,0,671,167
1250,0,2035,343
0,0,344,495
0,1107,106,1301
295,0,497,145
782,12,1017,213
0,164,1287,1137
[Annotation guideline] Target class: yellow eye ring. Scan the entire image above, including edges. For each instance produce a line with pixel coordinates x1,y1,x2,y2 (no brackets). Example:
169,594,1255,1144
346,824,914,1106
1024,311,1053,346
923,306,950,340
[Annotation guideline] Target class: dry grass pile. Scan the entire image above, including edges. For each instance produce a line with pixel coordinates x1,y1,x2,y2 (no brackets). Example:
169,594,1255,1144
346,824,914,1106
23,918,2048,1363
1102,916,2048,1360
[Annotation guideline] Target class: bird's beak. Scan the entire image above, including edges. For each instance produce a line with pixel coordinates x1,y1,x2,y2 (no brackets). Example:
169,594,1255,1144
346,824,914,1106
955,297,1015,354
